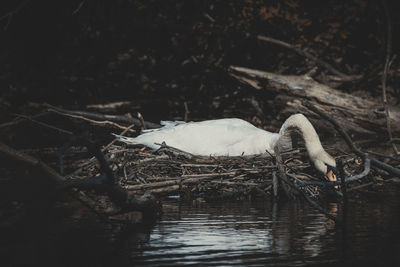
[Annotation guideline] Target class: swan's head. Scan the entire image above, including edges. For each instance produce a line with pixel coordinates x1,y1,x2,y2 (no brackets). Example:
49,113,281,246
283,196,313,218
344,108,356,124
312,150,337,182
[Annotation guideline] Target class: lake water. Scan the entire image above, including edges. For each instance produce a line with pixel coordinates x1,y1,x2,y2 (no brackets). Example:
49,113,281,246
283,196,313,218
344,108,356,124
2,188,400,266
126,194,400,266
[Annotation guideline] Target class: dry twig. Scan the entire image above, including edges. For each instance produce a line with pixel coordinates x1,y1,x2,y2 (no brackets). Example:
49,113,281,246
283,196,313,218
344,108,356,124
381,0,399,155
45,104,159,129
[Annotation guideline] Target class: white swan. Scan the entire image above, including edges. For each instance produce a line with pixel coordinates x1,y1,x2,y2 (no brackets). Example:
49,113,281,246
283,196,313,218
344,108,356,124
114,114,337,181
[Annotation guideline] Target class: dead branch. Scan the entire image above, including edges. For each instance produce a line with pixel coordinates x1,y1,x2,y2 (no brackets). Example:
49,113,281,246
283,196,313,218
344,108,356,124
126,172,237,191
127,179,180,190
274,146,298,199
86,101,133,111
15,114,73,136
137,112,147,130
303,101,400,176
302,101,361,155
293,158,371,188
155,142,194,159
0,111,49,129
0,141,157,215
257,35,362,82
381,0,399,155
229,65,400,136
345,158,371,183
45,104,160,129
0,142,64,183
284,173,337,222
184,101,190,122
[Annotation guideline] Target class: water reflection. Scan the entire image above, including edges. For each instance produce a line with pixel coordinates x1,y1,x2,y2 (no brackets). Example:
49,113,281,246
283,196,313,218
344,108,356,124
126,196,400,266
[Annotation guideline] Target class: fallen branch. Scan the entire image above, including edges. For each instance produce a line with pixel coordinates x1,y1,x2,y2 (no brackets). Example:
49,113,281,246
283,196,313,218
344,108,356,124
229,65,400,135
126,172,237,190
302,101,400,176
381,0,399,155
15,114,73,136
0,111,49,129
0,142,64,183
0,141,157,215
292,158,371,188
302,101,361,154
45,104,160,129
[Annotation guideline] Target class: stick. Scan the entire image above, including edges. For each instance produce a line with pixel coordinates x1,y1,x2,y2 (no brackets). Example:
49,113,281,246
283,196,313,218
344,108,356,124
0,142,64,183
284,172,337,221
184,101,190,122
274,146,297,199
126,180,180,190
48,108,136,132
345,158,371,183
0,111,48,129
272,170,278,197
103,124,135,152
15,114,73,136
338,159,347,204
257,35,362,81
155,142,194,159
137,112,146,130
381,0,399,155
45,104,160,129
126,172,237,192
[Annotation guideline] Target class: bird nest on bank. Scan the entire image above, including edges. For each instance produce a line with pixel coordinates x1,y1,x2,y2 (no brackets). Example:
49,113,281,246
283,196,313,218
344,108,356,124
67,142,368,203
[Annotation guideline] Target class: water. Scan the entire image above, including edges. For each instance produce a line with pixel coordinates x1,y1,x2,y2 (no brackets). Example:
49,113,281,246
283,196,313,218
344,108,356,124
2,190,400,266
126,191,400,266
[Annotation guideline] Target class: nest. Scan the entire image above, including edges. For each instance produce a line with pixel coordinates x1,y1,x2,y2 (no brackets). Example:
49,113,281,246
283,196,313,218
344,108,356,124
67,143,367,203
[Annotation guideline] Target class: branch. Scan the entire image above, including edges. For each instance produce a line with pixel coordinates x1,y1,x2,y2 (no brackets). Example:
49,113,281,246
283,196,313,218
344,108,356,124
302,101,400,176
381,0,399,155
302,101,361,155
0,142,64,183
293,158,371,188
284,173,337,221
155,142,194,159
0,111,49,129
0,141,157,215
15,114,73,136
45,104,160,129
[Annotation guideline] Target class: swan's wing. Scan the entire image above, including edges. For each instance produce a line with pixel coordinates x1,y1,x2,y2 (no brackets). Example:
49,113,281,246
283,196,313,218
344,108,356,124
133,118,270,155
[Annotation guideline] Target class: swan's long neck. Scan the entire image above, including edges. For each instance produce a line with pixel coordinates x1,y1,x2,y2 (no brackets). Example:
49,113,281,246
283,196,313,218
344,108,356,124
279,114,324,158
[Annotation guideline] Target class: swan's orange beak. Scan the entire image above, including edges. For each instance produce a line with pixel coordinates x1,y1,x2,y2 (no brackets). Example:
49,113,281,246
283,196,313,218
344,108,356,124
327,170,337,182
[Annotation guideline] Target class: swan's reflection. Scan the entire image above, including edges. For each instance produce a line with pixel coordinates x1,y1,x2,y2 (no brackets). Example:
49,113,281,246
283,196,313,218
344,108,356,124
129,200,340,265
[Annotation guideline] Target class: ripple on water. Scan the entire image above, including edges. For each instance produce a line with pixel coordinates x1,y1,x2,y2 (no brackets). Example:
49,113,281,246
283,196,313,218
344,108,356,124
128,195,400,266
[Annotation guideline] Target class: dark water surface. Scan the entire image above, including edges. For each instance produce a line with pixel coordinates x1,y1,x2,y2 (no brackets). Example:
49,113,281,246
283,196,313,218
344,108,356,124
127,194,400,266
2,189,400,266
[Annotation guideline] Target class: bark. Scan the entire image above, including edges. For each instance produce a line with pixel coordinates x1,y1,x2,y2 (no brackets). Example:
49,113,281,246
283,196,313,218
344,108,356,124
229,66,400,136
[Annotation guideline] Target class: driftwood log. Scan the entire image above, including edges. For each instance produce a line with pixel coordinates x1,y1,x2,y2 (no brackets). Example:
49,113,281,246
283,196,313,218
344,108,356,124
229,66,400,137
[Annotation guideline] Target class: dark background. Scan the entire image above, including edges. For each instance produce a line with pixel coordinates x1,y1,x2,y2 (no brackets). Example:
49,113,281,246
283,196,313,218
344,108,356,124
1,1,400,266
1,0,399,125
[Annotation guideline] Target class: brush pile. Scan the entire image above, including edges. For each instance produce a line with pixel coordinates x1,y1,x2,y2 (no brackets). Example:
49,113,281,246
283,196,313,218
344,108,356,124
66,142,370,203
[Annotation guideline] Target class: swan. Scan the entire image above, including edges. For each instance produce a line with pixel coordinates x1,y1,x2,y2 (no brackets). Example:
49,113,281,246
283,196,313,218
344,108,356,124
114,114,337,182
